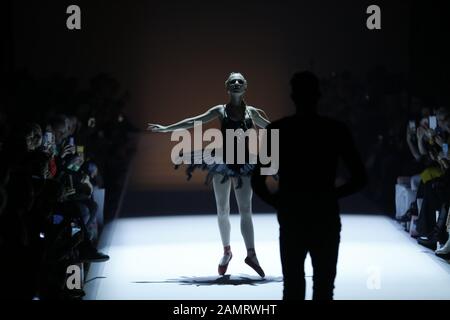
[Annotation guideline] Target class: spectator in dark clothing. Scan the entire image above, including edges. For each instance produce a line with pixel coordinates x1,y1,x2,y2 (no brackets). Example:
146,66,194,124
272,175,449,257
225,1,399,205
252,71,367,300
0,72,138,299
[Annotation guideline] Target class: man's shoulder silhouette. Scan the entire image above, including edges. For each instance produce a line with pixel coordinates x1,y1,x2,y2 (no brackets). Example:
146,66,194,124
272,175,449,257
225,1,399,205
268,114,350,141
269,112,359,191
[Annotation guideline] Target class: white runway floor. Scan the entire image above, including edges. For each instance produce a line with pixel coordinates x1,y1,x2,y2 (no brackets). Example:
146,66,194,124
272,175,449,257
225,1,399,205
84,214,450,300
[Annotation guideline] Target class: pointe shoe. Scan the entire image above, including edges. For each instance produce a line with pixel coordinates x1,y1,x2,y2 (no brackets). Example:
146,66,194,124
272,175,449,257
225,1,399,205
218,252,232,276
245,255,265,278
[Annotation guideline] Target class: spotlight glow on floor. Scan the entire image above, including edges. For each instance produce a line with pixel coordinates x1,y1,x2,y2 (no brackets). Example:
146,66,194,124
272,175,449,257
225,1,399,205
84,214,450,300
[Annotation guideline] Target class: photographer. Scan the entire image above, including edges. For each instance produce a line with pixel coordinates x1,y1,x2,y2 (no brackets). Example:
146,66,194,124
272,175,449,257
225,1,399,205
409,109,450,251
55,129,109,263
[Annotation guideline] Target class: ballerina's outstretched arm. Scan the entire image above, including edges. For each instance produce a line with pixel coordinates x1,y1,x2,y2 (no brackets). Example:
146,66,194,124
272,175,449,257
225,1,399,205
147,105,223,133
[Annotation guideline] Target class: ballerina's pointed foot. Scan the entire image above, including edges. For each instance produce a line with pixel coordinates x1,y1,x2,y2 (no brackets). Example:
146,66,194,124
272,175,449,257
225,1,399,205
245,255,265,278
218,252,233,276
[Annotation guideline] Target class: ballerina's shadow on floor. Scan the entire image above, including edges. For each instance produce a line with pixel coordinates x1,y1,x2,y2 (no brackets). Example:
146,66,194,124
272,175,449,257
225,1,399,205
85,276,107,284
131,275,284,287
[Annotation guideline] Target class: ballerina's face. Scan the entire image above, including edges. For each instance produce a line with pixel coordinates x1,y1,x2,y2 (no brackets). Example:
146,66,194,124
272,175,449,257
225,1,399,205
226,73,247,95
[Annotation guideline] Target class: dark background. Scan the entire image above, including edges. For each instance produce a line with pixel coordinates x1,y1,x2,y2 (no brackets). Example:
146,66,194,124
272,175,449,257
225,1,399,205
3,1,450,215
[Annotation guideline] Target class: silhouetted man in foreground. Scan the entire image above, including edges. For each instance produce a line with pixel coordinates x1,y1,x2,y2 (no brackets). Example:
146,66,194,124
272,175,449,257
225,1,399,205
252,71,367,300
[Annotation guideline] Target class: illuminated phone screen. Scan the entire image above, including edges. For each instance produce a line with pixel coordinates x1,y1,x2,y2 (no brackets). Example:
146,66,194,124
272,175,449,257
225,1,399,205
429,116,437,130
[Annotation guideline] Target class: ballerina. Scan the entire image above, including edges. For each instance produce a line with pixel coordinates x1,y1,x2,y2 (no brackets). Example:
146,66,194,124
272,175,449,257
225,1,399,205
148,72,270,277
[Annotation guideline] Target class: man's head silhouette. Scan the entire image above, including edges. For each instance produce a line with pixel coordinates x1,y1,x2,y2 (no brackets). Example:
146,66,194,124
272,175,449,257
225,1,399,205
290,71,321,114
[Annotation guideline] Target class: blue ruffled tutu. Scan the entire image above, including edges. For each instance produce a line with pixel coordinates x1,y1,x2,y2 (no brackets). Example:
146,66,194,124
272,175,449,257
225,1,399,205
174,149,256,189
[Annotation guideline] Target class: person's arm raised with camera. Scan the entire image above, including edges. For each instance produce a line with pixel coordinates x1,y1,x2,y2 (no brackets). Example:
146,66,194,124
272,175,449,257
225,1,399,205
60,143,76,159
416,126,429,156
406,125,421,161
